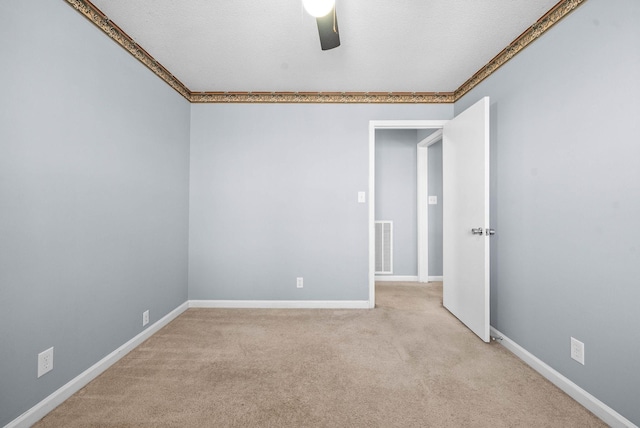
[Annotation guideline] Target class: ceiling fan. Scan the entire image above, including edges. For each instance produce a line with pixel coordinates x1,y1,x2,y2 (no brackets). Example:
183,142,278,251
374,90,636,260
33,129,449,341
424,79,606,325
302,0,340,50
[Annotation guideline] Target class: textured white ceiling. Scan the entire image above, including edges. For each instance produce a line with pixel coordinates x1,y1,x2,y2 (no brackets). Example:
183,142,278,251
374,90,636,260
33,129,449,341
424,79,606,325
89,0,559,93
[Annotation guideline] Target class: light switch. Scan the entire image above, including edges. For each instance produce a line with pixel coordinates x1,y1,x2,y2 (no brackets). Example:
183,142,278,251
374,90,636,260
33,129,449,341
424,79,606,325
428,196,438,205
358,192,366,203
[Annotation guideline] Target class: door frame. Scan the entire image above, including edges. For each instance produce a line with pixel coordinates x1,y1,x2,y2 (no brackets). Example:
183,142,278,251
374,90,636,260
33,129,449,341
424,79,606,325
368,120,448,308
417,129,443,283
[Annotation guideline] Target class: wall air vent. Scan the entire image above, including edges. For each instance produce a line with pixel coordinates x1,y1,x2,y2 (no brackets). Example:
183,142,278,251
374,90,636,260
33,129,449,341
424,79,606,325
375,221,393,274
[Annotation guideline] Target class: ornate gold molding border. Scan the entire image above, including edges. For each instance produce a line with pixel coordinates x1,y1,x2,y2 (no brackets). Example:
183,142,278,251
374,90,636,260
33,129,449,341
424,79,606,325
65,0,584,104
64,0,191,101
190,92,454,104
454,0,586,101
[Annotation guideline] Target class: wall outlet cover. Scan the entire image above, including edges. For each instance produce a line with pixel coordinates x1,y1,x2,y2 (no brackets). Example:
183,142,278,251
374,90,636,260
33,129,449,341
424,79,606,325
37,347,54,378
296,277,304,288
143,310,150,327
570,337,585,365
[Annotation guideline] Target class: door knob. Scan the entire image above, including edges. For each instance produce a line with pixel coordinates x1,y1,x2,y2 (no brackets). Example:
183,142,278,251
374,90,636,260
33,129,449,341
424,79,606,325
471,227,484,235
485,228,495,236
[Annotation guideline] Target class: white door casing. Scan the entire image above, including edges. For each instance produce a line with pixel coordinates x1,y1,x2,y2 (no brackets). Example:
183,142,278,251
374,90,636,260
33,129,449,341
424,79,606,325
417,129,444,283
442,97,491,342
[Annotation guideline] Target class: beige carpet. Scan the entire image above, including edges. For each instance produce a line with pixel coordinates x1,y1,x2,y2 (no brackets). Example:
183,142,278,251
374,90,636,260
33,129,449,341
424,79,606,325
35,283,604,427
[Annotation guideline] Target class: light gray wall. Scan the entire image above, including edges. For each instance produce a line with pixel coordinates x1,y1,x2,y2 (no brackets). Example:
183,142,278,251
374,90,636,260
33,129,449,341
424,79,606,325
427,140,443,277
455,0,640,424
375,129,418,277
0,1,191,425
189,104,453,300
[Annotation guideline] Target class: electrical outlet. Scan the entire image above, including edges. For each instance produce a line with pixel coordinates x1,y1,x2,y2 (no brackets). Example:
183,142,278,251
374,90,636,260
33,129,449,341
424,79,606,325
571,337,585,365
143,310,149,327
37,347,54,378
296,277,304,288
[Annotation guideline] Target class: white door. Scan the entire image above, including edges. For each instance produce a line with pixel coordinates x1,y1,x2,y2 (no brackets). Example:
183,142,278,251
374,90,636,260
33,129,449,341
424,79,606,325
442,97,491,342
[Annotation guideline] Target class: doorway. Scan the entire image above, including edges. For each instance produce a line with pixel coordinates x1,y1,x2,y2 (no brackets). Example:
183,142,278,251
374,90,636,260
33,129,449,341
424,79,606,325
368,120,447,308
369,98,491,343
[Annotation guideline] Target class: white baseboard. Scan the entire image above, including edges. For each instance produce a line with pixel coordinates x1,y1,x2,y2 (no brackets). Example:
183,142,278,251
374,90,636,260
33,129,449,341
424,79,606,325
490,327,636,428
7,302,189,428
428,276,443,282
374,275,418,282
189,300,370,309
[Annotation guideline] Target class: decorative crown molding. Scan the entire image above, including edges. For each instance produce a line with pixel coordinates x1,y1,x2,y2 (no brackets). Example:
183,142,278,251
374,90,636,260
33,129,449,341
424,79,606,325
190,92,454,104
64,0,191,101
454,0,586,101
65,0,585,104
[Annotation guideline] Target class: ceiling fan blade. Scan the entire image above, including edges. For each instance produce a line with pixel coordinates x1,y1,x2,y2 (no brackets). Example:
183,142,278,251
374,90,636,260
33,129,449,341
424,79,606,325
316,7,340,50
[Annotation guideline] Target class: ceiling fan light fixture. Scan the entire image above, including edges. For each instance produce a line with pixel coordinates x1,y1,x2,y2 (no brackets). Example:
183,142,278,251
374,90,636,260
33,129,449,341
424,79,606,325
302,0,335,18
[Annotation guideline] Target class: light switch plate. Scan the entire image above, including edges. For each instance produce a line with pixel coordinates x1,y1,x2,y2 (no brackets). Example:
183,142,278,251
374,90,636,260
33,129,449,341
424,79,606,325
358,192,366,203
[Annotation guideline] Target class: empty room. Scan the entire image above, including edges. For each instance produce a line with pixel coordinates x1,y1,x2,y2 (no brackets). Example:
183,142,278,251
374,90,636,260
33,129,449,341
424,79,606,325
1,0,639,426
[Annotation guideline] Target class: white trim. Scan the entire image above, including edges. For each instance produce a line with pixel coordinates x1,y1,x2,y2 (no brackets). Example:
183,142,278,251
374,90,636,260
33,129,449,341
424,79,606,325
368,121,376,309
491,327,637,428
417,145,429,282
370,120,448,130
428,276,443,282
6,302,189,428
189,300,370,309
417,129,444,148
374,275,418,282
369,120,448,309
417,129,444,283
